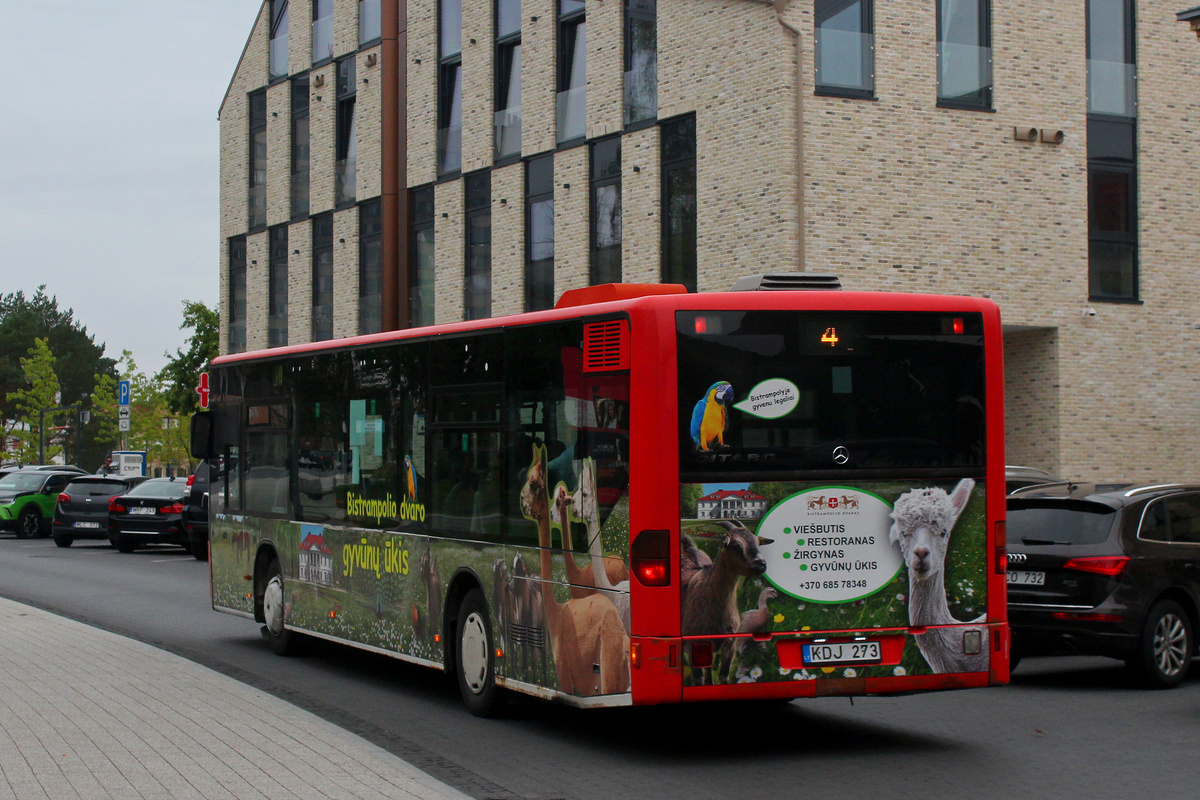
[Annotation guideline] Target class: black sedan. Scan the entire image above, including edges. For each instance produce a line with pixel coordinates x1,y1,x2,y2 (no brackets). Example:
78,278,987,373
1007,481,1200,688
53,475,146,547
108,478,188,553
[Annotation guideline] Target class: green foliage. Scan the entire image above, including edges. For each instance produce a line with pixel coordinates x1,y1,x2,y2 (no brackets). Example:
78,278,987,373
679,483,702,518
118,352,192,474
157,301,218,415
0,286,117,467
4,339,62,464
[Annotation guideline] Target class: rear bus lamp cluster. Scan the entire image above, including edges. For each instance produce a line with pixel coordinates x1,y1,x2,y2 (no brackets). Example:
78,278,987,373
631,529,670,586
995,520,1007,575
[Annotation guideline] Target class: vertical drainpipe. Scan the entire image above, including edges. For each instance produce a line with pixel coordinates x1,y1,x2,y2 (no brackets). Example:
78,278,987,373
771,0,805,272
381,0,410,329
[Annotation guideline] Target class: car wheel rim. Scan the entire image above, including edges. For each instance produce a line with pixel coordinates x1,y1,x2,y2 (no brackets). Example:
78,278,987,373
20,514,36,537
263,575,286,636
461,611,489,695
1153,613,1188,677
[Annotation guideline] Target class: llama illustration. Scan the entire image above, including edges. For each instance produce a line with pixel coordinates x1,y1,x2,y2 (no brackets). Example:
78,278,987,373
889,479,989,674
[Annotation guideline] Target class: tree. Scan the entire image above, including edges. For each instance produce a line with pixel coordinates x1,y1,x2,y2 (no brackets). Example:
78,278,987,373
87,371,119,466
0,286,117,468
4,339,62,464
121,352,192,475
158,301,219,415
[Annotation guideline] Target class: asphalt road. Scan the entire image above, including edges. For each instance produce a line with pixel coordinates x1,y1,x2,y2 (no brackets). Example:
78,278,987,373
2,535,1198,800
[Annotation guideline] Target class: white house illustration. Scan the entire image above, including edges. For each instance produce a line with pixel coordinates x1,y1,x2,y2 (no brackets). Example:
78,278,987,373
696,489,767,520
299,530,334,586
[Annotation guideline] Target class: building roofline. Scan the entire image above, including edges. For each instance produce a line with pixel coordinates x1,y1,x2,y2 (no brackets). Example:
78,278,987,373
219,1,268,119
1178,6,1200,21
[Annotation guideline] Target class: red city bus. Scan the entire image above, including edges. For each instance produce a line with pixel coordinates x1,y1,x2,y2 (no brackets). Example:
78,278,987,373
194,278,1009,715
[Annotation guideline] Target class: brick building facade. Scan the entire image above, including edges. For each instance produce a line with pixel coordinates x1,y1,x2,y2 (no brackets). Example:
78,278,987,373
218,0,1200,482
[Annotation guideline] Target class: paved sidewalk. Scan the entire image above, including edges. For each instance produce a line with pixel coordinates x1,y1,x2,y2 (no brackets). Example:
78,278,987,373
0,598,474,800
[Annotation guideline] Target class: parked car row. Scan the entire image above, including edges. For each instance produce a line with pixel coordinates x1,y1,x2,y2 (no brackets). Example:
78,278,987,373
0,465,209,561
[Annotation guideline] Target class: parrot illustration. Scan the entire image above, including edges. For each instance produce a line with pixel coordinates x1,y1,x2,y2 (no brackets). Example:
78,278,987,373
404,456,418,501
690,381,734,450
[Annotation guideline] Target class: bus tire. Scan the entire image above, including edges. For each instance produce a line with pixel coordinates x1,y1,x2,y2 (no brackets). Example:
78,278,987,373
262,558,299,656
190,540,208,561
456,588,503,717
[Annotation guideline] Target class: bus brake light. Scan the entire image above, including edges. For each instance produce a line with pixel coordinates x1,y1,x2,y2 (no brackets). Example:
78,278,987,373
631,530,670,587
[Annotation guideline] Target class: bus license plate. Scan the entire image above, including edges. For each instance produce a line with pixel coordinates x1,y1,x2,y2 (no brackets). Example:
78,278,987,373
802,641,881,666
130,507,156,515
74,521,101,529
1007,571,1045,586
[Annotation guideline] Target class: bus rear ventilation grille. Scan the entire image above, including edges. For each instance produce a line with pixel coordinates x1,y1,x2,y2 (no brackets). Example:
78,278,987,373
730,273,842,291
583,320,629,371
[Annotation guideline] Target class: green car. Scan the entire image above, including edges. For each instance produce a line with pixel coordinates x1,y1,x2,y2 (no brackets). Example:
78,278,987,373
0,470,78,538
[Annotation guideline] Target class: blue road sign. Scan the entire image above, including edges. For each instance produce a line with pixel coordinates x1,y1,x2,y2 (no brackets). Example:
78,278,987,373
118,380,130,407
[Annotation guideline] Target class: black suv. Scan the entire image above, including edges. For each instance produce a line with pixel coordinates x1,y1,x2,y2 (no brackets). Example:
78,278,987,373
1007,482,1200,687
182,461,210,561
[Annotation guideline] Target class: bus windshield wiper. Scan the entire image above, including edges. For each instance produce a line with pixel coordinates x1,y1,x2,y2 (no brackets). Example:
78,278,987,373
1021,538,1070,545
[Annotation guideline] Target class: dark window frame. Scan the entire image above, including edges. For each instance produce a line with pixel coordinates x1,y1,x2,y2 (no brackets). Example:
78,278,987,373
557,0,587,146
248,90,268,232
589,137,622,285
312,212,335,341
268,225,289,348
623,0,657,129
494,0,522,164
410,185,436,326
336,56,357,208
290,73,310,221
814,0,875,99
935,0,993,111
228,236,247,354
660,114,697,292
464,171,492,320
438,0,464,176
270,0,290,81
358,198,383,335
525,154,555,311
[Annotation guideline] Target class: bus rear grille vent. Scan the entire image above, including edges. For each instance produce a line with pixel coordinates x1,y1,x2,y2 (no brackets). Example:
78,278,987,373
508,622,546,649
730,273,842,292
583,320,629,372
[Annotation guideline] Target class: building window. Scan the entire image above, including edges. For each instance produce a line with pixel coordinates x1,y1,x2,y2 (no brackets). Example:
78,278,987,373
557,0,586,144
313,0,334,63
1087,0,1137,302
1088,0,1136,117
228,236,247,354
359,199,383,334
268,225,289,347
624,0,656,127
525,155,555,310
312,212,334,341
438,0,463,175
494,0,522,161
410,185,435,326
248,90,267,231
465,172,492,320
270,0,290,80
661,115,696,292
814,0,874,98
291,75,310,219
590,138,621,285
936,0,991,110
336,57,357,206
359,0,382,45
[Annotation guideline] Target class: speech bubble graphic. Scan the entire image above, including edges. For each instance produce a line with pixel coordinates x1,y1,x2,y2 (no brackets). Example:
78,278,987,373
732,378,800,419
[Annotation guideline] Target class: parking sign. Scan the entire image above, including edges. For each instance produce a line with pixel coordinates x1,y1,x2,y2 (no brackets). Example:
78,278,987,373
118,380,131,407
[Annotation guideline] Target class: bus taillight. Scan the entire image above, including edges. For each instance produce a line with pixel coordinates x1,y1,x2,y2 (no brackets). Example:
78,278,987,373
631,529,670,586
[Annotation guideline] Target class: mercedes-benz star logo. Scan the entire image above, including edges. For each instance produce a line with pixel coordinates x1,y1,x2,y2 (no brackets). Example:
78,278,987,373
832,446,850,465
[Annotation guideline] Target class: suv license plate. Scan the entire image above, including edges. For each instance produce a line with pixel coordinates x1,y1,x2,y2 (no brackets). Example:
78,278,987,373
802,641,881,666
74,521,101,529
1008,570,1045,586
130,507,157,515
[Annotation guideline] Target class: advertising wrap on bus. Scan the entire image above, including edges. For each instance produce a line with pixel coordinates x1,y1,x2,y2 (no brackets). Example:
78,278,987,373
679,479,988,686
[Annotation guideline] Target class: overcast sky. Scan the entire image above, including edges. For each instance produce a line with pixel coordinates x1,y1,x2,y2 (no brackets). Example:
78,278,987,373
1,1,261,377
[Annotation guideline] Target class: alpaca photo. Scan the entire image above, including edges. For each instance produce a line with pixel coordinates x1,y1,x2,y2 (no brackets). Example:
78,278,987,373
889,479,989,674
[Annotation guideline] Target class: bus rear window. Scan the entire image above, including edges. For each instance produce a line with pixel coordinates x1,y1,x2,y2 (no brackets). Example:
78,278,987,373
677,310,985,477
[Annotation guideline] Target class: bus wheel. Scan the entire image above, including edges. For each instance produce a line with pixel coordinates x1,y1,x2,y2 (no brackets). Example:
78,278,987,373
190,540,208,561
456,588,503,717
262,558,299,656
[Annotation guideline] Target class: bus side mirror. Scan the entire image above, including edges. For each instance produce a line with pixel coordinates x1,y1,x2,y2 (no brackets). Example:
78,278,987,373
190,411,213,459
